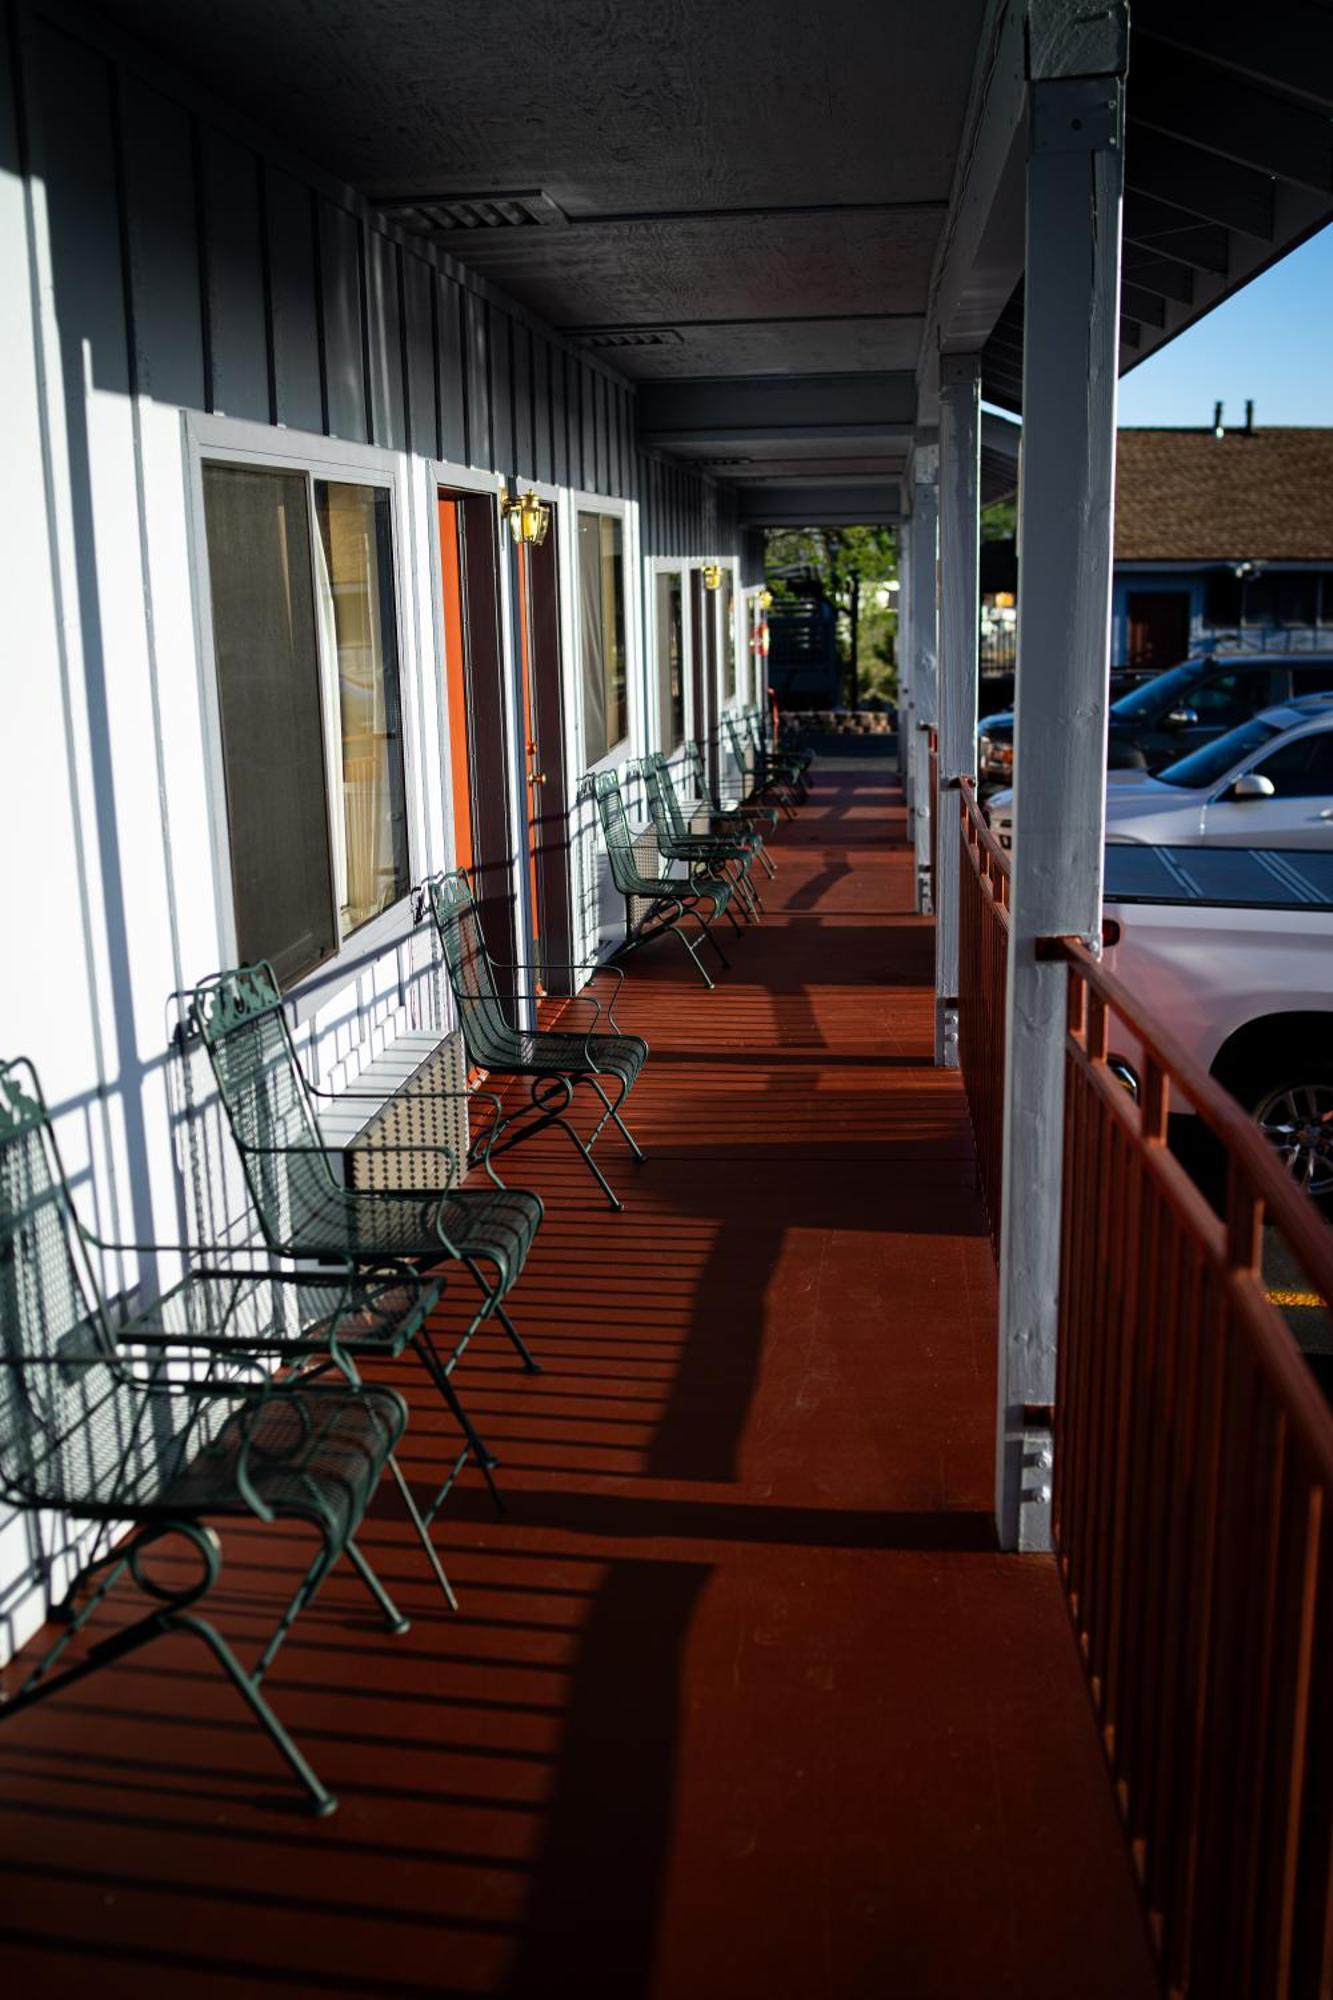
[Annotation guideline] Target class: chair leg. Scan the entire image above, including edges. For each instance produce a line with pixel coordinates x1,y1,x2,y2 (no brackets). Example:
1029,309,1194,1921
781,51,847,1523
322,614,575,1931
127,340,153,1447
494,1301,541,1374
387,1451,459,1610
415,1325,505,1519
180,1611,338,1816
343,1536,411,1636
670,920,715,989
585,1074,645,1162
5,1522,342,1817
699,911,732,969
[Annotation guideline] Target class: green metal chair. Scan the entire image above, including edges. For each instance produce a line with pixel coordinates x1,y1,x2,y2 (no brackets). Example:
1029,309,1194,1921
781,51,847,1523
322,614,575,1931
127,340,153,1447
0,1056,423,1817
636,752,765,918
745,704,812,797
190,964,545,1512
426,871,648,1212
722,709,802,818
578,768,736,989
679,742,781,877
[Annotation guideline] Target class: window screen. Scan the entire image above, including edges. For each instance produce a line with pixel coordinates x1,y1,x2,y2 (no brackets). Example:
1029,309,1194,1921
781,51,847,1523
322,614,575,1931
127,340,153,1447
313,482,409,937
656,570,685,750
202,463,336,987
579,512,626,762
720,571,736,702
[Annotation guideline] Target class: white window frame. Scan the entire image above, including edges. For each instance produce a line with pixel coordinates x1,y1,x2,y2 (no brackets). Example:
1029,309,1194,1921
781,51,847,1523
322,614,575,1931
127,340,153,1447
713,557,744,715
569,490,641,778
184,414,423,1020
646,555,693,754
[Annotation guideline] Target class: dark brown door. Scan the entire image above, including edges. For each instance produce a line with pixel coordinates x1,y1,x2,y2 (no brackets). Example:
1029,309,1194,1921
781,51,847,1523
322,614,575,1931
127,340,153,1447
691,569,717,785
1127,590,1191,671
438,487,518,970
516,512,575,994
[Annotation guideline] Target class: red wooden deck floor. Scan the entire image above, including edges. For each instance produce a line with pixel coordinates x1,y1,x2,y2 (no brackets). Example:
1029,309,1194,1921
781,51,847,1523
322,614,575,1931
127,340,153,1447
0,764,1157,1998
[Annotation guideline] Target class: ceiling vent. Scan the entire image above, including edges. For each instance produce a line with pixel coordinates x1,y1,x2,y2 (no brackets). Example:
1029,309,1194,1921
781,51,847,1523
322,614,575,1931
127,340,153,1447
575,328,685,350
377,191,567,235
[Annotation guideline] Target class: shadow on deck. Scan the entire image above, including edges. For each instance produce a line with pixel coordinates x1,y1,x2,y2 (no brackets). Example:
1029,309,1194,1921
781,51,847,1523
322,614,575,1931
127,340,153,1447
0,764,1157,1999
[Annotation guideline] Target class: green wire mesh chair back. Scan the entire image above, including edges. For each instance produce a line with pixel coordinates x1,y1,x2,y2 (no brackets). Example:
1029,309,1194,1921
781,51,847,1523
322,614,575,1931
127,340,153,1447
190,966,342,1252
0,1060,194,1514
639,754,690,848
426,872,519,1069
582,770,664,898
721,709,752,776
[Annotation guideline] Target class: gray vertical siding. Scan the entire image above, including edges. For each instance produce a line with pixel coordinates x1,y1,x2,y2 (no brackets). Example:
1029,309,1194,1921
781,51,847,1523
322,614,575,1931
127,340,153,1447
9,1,647,505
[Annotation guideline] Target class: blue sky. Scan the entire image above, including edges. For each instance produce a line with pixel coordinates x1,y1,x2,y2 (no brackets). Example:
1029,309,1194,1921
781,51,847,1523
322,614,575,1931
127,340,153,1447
1117,222,1333,429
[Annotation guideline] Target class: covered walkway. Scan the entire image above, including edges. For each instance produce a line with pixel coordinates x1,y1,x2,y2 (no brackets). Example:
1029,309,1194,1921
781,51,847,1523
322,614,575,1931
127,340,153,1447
0,764,1155,1998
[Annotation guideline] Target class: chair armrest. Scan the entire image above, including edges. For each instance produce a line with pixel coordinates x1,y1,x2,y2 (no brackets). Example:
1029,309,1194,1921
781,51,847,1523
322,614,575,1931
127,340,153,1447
490,957,628,1032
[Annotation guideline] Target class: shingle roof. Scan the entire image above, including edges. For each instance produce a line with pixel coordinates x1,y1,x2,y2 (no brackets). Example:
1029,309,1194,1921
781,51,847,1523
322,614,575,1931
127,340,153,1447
1114,427,1333,563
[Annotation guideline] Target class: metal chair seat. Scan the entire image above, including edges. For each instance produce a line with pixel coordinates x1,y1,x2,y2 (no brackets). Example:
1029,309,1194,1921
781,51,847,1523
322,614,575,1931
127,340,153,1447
490,1026,648,1092
280,1180,542,1294
124,1382,404,1545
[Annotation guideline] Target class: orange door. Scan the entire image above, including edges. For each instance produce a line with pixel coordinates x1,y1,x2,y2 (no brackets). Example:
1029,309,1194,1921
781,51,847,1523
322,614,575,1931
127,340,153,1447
437,495,473,873
515,545,543,963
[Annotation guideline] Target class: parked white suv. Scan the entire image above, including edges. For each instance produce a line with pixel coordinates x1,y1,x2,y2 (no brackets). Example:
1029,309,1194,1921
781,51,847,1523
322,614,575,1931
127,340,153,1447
987,695,1333,850
1101,843,1333,1203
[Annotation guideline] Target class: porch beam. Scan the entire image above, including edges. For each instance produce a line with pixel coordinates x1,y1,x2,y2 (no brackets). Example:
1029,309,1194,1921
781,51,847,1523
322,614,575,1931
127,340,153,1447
934,354,981,1067
996,4,1128,1552
908,442,939,915
735,484,900,527
637,372,916,448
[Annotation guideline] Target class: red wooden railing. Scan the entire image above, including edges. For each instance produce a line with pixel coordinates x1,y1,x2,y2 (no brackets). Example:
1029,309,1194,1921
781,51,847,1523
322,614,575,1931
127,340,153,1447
1053,939,1333,2000
952,782,1333,1993
958,781,1009,1252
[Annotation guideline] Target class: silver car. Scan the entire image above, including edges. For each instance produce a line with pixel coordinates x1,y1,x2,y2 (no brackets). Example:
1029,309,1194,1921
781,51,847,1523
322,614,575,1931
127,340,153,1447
986,695,1333,850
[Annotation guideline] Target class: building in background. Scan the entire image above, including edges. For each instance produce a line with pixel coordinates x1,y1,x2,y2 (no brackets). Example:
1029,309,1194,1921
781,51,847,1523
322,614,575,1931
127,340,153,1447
1112,421,1333,668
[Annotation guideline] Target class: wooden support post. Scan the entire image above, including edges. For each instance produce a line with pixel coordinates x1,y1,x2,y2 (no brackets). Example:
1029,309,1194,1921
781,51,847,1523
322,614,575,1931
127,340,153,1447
909,444,938,914
897,519,914,811
935,355,981,1068
996,6,1128,1552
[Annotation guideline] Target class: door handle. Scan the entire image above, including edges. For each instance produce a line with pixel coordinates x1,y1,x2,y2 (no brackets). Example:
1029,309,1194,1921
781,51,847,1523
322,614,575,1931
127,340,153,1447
1317,807,1333,821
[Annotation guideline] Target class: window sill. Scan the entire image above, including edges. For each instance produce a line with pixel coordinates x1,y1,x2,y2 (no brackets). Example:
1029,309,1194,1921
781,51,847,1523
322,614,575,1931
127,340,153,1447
283,898,417,1030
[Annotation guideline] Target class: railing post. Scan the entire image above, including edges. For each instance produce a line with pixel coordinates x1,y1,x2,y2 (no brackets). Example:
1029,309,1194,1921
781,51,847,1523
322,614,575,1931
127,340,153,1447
909,441,938,916
935,355,981,1067
996,3,1128,1552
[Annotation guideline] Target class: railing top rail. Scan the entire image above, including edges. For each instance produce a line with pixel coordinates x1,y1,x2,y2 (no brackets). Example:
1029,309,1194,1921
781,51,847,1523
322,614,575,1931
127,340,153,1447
1056,932,1333,1474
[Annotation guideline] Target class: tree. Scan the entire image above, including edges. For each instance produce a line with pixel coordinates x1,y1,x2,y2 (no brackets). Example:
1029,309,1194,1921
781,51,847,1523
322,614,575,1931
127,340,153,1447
764,525,899,707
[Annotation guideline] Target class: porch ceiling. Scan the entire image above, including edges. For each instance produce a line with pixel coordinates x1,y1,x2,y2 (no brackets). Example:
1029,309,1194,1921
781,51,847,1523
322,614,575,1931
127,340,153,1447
91,0,1333,523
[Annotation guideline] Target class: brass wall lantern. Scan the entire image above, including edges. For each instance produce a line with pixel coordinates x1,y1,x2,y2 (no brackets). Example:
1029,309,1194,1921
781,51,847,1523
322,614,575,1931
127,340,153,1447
500,486,551,547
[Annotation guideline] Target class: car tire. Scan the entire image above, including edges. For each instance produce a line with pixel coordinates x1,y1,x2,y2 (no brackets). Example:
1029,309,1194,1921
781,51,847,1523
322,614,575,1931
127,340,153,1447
1238,1056,1333,1207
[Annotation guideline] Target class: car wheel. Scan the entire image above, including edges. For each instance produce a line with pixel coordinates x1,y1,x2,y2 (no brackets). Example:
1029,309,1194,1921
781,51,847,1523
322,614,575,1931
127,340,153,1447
1246,1066,1333,1203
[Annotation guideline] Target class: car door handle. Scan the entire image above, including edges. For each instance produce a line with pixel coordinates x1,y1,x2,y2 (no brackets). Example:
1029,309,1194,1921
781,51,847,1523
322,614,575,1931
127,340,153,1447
1318,808,1333,821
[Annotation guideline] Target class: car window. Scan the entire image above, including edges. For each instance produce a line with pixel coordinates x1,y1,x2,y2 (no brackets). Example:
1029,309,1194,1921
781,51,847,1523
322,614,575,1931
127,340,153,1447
1111,659,1204,721
1157,717,1279,789
1251,729,1333,798
1290,662,1333,696
1189,668,1272,723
